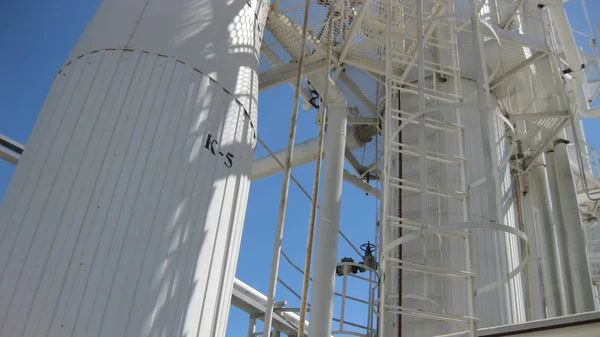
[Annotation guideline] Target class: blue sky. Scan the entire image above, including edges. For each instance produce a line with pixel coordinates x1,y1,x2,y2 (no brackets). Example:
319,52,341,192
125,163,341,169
0,1,599,336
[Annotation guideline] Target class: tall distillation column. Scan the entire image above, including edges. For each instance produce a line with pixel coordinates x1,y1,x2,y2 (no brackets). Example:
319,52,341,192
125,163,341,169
0,1,268,337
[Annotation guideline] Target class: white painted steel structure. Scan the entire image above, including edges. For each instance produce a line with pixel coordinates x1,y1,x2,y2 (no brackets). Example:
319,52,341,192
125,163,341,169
2,0,600,337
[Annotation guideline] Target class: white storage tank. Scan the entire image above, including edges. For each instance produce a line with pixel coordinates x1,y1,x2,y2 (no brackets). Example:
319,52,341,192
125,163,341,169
0,1,268,337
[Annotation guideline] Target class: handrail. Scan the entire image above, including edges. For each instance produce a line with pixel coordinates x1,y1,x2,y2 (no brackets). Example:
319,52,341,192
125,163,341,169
570,119,600,201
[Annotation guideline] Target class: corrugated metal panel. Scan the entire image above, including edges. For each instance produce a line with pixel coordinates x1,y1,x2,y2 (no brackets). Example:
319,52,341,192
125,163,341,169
0,49,256,337
68,0,269,129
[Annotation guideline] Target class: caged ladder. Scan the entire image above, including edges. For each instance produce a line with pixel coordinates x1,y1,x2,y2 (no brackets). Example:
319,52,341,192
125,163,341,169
376,0,491,336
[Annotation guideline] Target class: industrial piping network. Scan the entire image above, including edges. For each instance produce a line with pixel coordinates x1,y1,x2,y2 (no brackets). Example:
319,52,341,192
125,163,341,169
0,135,600,337
2,0,600,337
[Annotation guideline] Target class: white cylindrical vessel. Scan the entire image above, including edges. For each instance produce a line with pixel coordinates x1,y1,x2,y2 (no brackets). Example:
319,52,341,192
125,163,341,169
0,1,268,337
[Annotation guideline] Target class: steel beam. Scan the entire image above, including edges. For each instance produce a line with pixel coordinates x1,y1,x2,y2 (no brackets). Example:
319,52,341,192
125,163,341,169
490,51,548,89
338,72,377,116
510,111,569,121
0,134,23,165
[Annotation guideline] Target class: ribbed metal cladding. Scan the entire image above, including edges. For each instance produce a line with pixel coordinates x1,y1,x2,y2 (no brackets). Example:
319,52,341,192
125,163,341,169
0,49,255,337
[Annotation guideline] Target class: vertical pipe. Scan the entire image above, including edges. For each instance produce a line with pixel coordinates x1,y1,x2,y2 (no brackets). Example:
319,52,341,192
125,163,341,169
470,0,492,334
531,155,566,317
380,0,394,335
416,1,430,313
515,173,534,321
308,103,348,337
298,2,336,333
545,148,572,314
247,317,256,337
552,141,596,313
340,274,348,330
397,95,403,337
368,273,374,335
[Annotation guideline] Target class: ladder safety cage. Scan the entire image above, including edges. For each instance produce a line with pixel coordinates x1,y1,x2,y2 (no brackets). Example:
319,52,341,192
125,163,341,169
379,1,478,336
377,1,529,336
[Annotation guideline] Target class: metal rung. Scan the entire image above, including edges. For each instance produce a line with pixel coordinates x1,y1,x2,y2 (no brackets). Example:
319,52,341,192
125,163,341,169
392,142,467,162
389,176,466,200
425,0,452,6
391,86,458,104
390,52,460,75
391,142,467,165
390,147,460,166
384,215,469,239
388,4,448,18
389,33,458,49
389,178,464,200
331,318,370,330
385,257,475,279
391,56,454,77
388,181,440,198
385,305,477,323
390,108,463,133
392,80,462,100
385,215,423,230
390,0,448,9
373,32,457,49
392,79,463,100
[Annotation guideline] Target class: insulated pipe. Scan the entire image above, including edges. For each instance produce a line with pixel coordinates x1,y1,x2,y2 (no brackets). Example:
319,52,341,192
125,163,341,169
343,170,381,199
545,148,575,314
250,138,381,198
552,141,596,313
531,156,567,317
307,76,348,337
233,278,311,332
251,138,322,180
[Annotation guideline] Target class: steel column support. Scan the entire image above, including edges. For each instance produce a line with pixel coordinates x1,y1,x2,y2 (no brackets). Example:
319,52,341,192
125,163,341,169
308,103,348,337
379,0,394,334
552,141,596,313
530,155,567,317
247,317,257,337
469,0,494,333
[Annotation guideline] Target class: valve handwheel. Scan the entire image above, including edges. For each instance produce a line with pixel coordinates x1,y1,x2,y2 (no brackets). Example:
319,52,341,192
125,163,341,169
360,241,376,255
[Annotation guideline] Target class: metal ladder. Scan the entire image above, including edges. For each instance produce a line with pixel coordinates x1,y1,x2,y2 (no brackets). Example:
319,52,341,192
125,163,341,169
378,0,479,336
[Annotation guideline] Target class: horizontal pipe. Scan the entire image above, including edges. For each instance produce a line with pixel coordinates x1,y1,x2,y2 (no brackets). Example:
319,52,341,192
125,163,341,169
251,138,320,181
0,134,23,165
343,170,380,199
232,278,311,335
251,136,381,198
2,131,381,199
